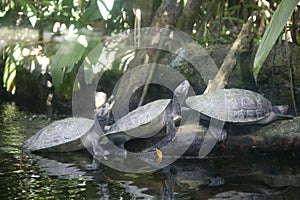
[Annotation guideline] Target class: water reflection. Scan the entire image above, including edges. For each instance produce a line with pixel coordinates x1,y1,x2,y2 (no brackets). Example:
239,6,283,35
28,151,157,199
1,103,300,199
28,152,93,179
0,103,50,148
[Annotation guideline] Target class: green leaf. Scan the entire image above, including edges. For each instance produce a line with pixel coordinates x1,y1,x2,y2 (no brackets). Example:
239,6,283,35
25,4,37,27
81,0,102,22
3,56,17,94
253,0,299,82
50,39,86,87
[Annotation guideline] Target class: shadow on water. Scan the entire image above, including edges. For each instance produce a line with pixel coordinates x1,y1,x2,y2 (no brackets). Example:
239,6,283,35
1,102,300,199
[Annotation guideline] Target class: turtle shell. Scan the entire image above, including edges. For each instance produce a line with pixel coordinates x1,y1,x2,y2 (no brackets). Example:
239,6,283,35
106,99,171,138
22,117,94,152
186,89,273,123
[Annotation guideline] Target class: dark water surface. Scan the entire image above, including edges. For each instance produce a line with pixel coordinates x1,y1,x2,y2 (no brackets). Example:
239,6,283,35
1,103,300,199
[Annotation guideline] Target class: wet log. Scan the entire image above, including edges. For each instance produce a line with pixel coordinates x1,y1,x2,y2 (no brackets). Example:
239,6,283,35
179,117,300,157
127,117,300,158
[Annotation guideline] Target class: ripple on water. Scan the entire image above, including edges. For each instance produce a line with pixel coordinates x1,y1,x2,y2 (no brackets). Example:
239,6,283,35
0,148,103,199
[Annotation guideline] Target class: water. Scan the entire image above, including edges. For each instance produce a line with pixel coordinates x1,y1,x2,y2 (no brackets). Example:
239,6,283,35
0,103,300,199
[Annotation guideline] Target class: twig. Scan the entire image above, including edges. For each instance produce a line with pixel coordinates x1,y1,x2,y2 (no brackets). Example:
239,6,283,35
205,13,254,92
284,27,298,115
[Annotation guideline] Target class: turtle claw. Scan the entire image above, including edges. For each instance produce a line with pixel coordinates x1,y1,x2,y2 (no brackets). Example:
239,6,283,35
94,150,110,160
142,133,175,153
111,147,128,159
209,176,225,187
89,137,110,160
218,129,227,142
86,159,99,171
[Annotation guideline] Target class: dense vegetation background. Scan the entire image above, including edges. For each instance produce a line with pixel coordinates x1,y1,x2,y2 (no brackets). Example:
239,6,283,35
0,0,299,114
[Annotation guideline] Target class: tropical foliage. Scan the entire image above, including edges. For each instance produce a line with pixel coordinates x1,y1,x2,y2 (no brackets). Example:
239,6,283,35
0,0,299,97
253,0,299,81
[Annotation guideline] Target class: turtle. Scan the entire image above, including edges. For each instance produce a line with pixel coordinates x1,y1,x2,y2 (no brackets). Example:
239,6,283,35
185,88,293,157
185,88,292,125
21,103,111,157
99,80,191,151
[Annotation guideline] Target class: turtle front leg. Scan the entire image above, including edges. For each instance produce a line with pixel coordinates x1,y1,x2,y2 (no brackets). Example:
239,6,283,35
83,130,109,170
165,111,177,142
86,137,106,170
218,129,227,141
199,119,226,158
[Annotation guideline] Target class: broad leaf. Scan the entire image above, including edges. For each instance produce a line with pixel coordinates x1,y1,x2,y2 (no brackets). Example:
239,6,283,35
3,56,17,94
81,0,102,22
50,39,86,87
253,0,299,81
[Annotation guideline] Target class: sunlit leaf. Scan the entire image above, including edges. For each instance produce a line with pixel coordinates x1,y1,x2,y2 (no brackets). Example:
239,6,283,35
50,39,86,87
84,62,96,85
97,0,115,20
3,56,17,94
81,0,102,22
81,0,115,22
253,0,299,81
82,43,105,85
2,45,21,94
25,4,37,27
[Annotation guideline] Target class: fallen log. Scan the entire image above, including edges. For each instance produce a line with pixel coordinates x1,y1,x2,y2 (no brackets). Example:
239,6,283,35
127,117,300,158
180,117,300,157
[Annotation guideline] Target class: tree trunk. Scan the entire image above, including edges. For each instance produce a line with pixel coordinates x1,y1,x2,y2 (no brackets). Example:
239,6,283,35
176,0,200,33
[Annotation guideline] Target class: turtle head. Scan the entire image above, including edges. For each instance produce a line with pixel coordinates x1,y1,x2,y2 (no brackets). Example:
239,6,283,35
272,105,289,114
172,80,191,115
95,97,114,132
94,91,107,110
258,105,293,124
